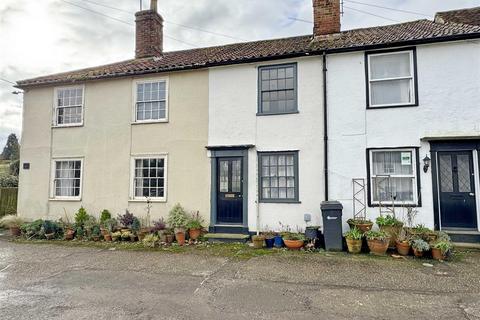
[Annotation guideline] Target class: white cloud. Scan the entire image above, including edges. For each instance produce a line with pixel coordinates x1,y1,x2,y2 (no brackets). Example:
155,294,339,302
0,0,479,147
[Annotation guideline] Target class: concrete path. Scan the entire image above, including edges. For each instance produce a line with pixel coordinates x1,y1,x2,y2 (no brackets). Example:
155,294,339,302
0,240,479,319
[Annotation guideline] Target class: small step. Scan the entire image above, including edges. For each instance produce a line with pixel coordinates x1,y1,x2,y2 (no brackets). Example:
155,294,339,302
445,230,480,244
204,233,250,243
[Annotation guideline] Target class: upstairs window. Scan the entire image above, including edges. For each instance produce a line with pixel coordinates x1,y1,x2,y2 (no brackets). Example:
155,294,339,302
368,149,419,206
366,49,417,108
258,64,297,115
55,87,84,126
135,80,168,122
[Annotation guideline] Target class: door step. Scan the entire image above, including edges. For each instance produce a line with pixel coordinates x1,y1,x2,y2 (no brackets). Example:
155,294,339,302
204,233,250,243
445,230,480,243
209,225,249,234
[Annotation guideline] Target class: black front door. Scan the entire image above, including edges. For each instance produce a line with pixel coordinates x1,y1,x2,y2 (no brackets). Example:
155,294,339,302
217,157,243,224
438,151,477,229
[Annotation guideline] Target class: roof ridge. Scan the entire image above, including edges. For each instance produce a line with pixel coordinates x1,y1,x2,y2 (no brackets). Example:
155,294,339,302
436,6,480,15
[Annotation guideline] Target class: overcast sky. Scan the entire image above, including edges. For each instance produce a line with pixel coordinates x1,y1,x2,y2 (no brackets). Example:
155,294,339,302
0,0,479,148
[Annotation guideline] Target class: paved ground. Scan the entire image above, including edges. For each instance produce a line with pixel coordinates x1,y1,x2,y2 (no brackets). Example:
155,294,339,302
1,239,480,320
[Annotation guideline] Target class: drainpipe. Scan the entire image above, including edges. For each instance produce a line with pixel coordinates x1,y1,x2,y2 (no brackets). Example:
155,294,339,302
322,51,329,201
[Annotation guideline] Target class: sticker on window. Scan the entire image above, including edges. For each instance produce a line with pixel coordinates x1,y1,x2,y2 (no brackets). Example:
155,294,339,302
401,152,412,166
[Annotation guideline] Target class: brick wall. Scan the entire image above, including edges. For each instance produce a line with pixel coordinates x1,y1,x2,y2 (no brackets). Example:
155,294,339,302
313,0,341,36
135,10,163,58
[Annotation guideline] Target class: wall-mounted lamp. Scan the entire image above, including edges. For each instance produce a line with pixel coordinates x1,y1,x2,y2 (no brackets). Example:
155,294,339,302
423,155,431,173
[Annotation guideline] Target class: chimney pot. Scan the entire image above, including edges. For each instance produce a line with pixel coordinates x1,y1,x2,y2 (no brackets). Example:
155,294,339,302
313,0,341,36
135,0,163,58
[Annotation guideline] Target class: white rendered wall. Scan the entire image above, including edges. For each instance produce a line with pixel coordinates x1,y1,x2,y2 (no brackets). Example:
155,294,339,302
209,57,325,232
327,40,480,229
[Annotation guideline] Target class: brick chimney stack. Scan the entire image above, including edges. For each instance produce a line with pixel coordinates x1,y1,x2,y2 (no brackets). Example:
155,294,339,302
135,0,163,58
312,0,341,36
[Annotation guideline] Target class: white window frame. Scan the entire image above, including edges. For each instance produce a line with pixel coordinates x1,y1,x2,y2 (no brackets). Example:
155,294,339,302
50,158,84,201
367,50,416,108
130,154,168,202
369,148,418,206
53,85,85,127
132,77,169,124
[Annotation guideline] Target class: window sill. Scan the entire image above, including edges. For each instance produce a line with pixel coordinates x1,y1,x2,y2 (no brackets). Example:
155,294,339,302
257,111,299,117
49,198,82,202
259,200,301,204
128,199,167,203
369,203,420,208
52,124,84,128
367,103,418,110
131,120,169,125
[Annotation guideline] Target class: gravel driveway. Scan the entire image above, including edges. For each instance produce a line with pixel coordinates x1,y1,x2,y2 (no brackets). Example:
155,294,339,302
0,239,479,320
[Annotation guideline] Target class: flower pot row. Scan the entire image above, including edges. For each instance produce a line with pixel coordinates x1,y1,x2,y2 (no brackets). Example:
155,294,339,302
252,232,306,250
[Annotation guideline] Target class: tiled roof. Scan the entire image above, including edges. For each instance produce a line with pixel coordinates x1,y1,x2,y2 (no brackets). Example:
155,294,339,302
435,6,480,26
17,17,480,88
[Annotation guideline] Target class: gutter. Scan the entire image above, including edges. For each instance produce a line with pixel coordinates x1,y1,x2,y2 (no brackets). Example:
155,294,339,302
322,51,329,201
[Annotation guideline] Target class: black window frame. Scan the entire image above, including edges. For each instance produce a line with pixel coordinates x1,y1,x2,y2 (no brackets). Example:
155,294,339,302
258,151,300,203
365,47,419,109
257,63,298,116
366,147,422,208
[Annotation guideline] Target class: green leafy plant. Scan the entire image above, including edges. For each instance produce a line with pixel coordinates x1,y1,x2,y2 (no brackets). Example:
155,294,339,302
365,230,388,241
347,218,373,225
21,220,44,238
111,231,122,239
436,231,451,242
261,231,276,239
100,210,112,224
0,174,18,187
282,232,306,241
345,227,363,240
42,220,60,236
186,211,204,230
74,207,90,228
103,218,117,233
410,239,430,252
0,215,24,228
167,203,189,229
131,217,141,232
76,227,85,239
84,216,98,234
376,215,402,227
433,241,452,254
121,231,134,240
143,234,159,248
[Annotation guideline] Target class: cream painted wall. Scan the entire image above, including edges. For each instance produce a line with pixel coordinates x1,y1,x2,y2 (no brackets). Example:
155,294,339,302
18,70,210,223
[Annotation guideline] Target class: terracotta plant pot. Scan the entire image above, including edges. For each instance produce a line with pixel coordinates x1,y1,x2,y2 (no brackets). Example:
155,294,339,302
283,240,304,250
92,235,100,242
413,249,424,258
65,228,75,240
104,234,112,242
348,221,373,233
380,224,403,248
367,238,390,255
396,241,411,256
175,232,186,246
166,234,174,244
431,248,446,260
252,236,265,249
346,238,362,254
10,226,21,237
189,228,202,240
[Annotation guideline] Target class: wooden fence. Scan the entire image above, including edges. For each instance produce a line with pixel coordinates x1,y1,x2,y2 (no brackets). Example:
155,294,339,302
0,188,18,217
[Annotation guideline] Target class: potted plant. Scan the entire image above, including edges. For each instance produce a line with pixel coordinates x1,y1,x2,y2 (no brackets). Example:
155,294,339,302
0,214,24,236
111,231,122,242
410,239,429,257
376,214,403,248
432,241,452,260
262,231,276,248
395,229,411,256
42,220,60,240
131,217,142,240
186,211,204,241
345,227,363,254
143,234,159,248
99,209,111,235
118,210,135,231
165,229,174,244
74,207,90,229
91,225,101,241
84,216,98,238
252,234,265,249
365,230,390,255
167,204,189,246
121,230,134,241
103,218,117,241
152,218,167,242
282,232,305,250
347,218,373,233
75,227,85,240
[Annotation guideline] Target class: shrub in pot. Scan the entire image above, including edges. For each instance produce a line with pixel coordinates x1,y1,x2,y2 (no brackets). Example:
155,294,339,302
186,211,204,241
42,220,60,240
365,230,390,255
143,234,159,248
0,214,24,236
410,239,429,257
84,216,98,238
165,229,174,244
376,215,403,248
91,225,101,241
111,231,122,242
252,235,265,249
345,227,363,254
153,219,167,242
395,230,411,256
74,207,90,229
432,241,452,260
118,210,135,231
262,231,276,248
121,230,134,241
167,204,189,246
21,219,44,239
103,218,117,241
282,232,305,250
76,227,85,240
100,209,112,225
347,218,373,233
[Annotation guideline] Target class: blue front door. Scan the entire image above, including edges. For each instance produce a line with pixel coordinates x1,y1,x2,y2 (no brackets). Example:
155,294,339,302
438,151,478,229
217,157,243,224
